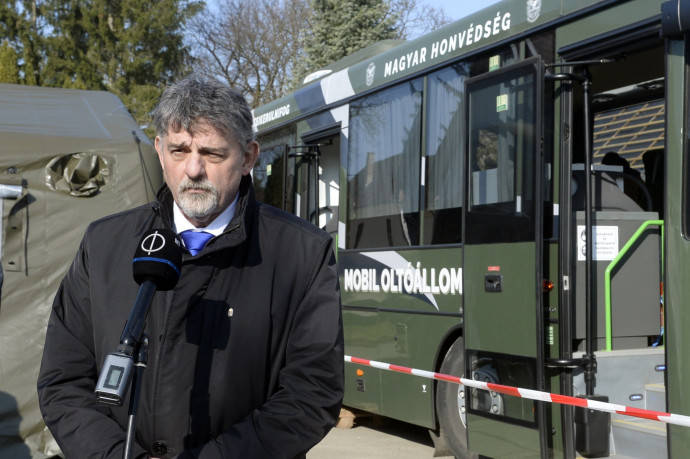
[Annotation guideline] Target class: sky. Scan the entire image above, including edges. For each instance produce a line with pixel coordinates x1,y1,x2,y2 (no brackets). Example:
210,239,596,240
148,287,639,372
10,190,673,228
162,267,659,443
424,0,503,22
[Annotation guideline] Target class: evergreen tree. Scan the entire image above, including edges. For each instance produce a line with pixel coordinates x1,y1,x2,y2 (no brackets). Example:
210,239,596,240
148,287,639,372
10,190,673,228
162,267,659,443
296,0,398,83
0,39,20,84
0,0,43,85
40,0,202,134
0,1,201,135
41,2,96,89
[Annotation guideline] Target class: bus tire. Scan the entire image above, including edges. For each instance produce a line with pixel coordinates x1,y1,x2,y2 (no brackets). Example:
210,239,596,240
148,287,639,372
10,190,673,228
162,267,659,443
436,337,478,459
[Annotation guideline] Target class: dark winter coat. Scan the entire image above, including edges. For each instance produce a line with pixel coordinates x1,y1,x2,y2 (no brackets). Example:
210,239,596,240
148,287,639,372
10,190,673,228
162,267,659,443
37,175,344,458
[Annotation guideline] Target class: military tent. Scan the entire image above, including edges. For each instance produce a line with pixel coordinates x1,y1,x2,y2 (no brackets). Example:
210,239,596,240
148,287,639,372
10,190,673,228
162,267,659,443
0,83,163,457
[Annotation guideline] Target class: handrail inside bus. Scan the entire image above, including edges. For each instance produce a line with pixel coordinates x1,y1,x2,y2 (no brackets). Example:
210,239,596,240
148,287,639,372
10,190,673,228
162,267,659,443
604,219,664,351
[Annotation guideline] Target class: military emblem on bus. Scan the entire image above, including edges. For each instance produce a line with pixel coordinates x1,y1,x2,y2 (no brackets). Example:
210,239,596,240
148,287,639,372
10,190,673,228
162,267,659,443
527,0,541,23
366,62,376,86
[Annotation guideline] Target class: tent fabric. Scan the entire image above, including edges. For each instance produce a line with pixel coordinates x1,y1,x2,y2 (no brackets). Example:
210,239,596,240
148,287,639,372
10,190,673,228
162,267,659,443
45,152,110,197
0,83,163,457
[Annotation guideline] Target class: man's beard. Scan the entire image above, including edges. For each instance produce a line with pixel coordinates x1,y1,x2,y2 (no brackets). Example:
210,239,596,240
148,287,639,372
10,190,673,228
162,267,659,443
177,178,219,218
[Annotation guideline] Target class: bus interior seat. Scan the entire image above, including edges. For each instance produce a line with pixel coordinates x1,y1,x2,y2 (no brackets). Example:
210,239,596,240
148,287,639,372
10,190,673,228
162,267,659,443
643,149,664,216
571,165,644,212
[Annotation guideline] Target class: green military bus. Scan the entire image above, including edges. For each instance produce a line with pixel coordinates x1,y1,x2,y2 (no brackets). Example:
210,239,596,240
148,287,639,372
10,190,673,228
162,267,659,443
251,0,690,457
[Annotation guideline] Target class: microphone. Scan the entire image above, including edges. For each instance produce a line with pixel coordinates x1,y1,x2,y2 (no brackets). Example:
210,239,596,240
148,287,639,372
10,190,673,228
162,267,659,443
95,229,182,406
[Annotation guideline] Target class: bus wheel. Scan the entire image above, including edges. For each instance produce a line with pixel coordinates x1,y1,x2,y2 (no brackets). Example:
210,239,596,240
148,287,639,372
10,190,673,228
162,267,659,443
436,337,478,459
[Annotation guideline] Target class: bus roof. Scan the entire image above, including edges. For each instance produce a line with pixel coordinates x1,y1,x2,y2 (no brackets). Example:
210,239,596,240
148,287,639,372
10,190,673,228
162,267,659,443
252,0,631,132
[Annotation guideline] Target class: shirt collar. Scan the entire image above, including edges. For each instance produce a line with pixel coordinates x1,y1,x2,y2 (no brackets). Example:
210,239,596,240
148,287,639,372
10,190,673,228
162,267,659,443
173,194,238,237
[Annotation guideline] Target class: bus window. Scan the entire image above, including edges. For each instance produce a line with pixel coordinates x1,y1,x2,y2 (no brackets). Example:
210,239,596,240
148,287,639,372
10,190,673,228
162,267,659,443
255,127,295,211
424,63,469,245
466,62,538,244
347,79,423,249
592,98,664,213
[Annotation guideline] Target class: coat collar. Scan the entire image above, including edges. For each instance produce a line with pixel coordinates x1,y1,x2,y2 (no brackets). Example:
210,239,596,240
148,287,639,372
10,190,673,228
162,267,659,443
154,175,256,252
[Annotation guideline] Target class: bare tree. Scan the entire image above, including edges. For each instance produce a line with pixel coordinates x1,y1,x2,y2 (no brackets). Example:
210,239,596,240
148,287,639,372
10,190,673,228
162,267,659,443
188,0,450,107
389,0,450,40
188,0,309,107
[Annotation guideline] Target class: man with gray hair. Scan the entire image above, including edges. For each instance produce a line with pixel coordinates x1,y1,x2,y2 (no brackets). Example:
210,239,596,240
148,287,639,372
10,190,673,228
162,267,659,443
38,75,344,458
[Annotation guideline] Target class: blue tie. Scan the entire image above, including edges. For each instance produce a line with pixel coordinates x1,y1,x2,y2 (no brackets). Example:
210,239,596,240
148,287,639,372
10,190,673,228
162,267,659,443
180,230,213,255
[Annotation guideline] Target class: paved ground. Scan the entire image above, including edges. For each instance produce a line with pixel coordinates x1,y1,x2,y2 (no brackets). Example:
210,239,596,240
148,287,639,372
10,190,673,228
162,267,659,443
307,410,446,459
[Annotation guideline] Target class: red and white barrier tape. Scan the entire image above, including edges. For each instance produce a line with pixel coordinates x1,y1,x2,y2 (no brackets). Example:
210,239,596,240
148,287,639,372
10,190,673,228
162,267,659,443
345,355,690,428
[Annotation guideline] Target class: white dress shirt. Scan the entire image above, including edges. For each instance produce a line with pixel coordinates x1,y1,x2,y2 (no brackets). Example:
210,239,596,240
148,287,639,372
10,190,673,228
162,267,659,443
172,194,239,237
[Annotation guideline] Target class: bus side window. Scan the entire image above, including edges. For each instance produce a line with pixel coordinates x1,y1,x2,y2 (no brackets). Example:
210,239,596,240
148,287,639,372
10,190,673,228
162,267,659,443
254,127,295,212
346,80,423,249
424,64,468,245
465,61,538,244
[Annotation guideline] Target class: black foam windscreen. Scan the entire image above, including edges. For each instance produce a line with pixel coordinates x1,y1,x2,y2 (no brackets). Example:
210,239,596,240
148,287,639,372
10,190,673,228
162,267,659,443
132,228,183,290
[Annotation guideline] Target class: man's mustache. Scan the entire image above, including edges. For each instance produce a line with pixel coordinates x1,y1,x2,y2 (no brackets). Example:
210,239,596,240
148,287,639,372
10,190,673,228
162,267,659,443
179,179,215,193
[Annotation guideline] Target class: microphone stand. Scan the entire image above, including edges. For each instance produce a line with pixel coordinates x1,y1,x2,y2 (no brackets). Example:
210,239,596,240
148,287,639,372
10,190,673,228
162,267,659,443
124,335,149,459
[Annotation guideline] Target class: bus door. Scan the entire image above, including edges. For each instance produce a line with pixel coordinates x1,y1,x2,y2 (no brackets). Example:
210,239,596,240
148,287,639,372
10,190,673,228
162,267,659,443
462,57,546,457
556,38,665,458
288,132,340,236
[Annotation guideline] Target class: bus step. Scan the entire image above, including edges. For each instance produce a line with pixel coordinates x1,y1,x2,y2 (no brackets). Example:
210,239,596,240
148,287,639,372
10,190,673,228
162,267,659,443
610,416,667,458
644,383,666,412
